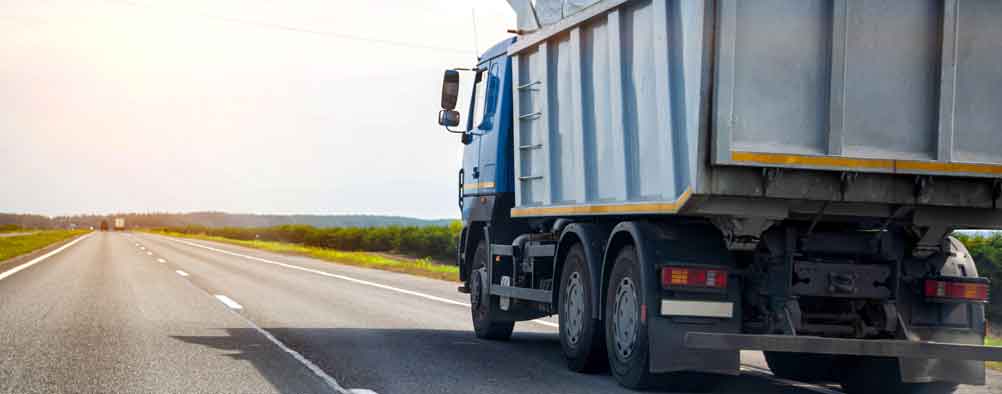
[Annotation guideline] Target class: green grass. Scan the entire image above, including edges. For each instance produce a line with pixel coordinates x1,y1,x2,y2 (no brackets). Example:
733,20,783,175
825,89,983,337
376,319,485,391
0,224,23,233
987,336,1002,371
0,230,90,262
151,231,460,282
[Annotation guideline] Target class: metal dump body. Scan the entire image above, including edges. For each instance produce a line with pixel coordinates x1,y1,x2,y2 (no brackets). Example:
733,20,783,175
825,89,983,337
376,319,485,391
715,0,1002,177
507,0,1002,218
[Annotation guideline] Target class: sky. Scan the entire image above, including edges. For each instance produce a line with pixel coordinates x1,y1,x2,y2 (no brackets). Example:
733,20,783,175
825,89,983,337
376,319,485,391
0,0,514,219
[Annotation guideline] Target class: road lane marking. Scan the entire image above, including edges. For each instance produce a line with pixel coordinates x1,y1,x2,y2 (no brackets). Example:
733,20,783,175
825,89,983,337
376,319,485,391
739,366,843,394
214,294,243,310
0,233,93,282
219,295,356,394
140,246,146,250
146,251,153,256
173,272,359,394
175,270,189,277
163,236,560,329
157,258,167,263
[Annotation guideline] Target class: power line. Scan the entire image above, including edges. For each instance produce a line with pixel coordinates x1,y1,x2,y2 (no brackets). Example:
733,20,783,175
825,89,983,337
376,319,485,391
108,0,470,54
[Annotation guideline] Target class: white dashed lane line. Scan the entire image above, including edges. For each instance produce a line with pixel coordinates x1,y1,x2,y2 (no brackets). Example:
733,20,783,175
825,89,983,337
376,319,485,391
214,294,243,310
161,236,560,329
175,270,189,277
157,258,167,263
146,252,153,256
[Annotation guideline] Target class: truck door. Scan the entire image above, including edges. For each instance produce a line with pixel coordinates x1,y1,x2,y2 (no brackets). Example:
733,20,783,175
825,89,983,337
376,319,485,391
476,61,503,198
461,67,487,219
462,60,505,222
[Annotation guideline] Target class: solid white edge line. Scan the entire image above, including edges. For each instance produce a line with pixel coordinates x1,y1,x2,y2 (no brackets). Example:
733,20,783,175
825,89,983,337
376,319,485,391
214,294,243,310
163,236,560,329
0,233,93,281
223,297,354,394
739,367,843,394
175,270,189,277
171,265,356,394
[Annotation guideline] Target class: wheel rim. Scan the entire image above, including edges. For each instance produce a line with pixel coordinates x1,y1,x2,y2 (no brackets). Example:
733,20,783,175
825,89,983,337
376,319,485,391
612,276,639,361
563,271,584,346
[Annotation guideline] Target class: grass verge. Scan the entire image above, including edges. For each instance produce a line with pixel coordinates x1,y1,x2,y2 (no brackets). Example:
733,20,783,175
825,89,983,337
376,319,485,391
149,231,460,282
0,230,89,262
987,336,1002,371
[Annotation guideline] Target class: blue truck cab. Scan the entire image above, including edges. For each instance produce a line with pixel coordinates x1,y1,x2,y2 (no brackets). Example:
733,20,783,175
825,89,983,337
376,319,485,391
457,38,516,224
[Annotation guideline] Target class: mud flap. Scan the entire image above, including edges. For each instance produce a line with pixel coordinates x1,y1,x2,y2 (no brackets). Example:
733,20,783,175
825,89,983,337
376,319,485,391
609,221,743,374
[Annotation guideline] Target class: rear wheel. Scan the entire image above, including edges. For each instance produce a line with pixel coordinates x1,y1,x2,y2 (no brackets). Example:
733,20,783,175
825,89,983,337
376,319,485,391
605,246,652,389
470,240,514,340
558,244,606,373
764,352,837,382
840,357,958,394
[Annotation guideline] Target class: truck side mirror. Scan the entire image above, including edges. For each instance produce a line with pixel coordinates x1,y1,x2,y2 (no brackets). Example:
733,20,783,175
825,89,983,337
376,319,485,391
441,70,460,110
438,110,461,127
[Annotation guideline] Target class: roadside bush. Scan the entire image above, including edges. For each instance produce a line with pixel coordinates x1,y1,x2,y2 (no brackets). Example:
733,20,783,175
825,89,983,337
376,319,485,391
155,222,461,262
954,233,1002,330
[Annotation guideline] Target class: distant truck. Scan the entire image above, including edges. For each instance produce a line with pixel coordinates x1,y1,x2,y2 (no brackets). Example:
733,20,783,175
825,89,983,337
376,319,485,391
99,221,109,231
437,1,1002,393
113,218,125,231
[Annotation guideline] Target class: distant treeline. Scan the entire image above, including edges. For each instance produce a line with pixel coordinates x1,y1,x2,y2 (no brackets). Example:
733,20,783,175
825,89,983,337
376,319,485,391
159,223,462,262
954,233,1002,327
0,212,454,230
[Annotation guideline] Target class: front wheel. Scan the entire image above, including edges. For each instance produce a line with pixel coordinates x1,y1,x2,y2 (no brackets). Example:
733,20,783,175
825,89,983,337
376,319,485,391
605,246,652,389
470,241,514,340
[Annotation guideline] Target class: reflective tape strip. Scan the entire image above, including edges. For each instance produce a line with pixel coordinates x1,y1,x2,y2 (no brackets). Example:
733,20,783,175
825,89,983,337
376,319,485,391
660,300,734,319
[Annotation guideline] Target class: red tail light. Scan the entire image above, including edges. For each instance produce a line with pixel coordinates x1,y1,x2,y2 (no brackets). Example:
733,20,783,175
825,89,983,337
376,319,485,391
662,266,728,290
924,279,989,302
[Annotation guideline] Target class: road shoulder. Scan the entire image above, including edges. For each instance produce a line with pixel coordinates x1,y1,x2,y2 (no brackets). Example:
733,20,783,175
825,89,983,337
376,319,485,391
0,231,90,274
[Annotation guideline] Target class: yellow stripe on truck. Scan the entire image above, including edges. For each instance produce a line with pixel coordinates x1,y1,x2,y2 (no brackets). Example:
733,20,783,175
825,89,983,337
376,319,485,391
510,188,693,217
731,151,1002,175
463,182,495,190
731,151,893,170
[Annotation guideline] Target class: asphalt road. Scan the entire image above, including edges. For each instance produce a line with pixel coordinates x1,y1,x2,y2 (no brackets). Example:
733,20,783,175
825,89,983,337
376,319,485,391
0,231,998,394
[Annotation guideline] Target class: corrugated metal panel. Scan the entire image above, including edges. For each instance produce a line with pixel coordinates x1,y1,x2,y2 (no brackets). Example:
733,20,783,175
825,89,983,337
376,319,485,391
507,0,1002,218
714,0,1002,177
511,0,704,216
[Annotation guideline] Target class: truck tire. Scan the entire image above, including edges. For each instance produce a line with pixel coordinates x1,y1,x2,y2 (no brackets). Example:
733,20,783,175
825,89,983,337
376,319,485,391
559,244,607,373
764,352,836,382
470,241,514,340
605,246,652,389
840,357,958,394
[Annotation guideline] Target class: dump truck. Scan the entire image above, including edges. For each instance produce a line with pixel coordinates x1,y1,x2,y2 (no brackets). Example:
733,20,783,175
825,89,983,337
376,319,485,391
436,0,1002,392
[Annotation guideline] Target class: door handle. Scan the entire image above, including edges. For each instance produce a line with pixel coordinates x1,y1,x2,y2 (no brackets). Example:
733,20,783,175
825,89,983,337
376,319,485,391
473,166,480,179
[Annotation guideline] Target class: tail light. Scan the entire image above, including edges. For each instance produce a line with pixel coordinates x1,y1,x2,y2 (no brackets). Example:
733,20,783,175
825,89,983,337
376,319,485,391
924,278,989,303
661,266,728,290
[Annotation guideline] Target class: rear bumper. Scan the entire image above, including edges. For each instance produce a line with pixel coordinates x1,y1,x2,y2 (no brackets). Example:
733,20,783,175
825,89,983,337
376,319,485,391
684,332,1002,362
